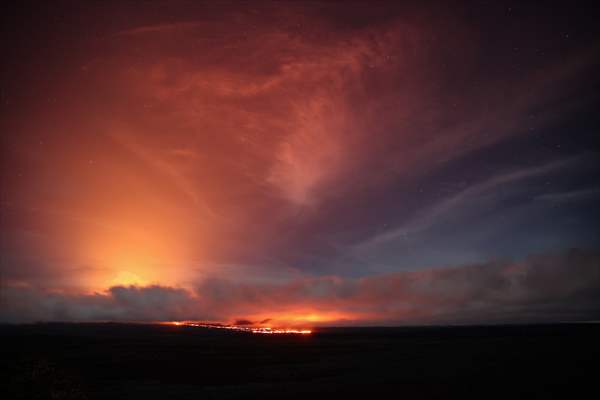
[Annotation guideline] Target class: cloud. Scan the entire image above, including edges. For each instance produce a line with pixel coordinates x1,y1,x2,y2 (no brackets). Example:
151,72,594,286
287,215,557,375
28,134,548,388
0,285,207,324
1,3,598,324
2,249,598,325
233,319,254,326
96,11,592,212
115,22,204,37
357,156,588,251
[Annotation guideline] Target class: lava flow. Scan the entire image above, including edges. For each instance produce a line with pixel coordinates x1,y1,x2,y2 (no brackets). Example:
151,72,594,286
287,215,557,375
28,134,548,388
163,321,312,335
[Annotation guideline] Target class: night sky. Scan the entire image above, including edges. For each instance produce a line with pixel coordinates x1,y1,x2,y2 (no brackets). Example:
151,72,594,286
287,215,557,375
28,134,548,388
1,1,599,326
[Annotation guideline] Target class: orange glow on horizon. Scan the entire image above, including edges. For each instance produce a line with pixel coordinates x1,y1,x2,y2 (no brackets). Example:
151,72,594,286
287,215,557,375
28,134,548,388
240,310,357,327
70,203,203,290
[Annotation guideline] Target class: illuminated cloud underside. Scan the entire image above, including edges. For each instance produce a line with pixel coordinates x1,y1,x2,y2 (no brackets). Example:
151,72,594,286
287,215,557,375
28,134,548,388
1,2,599,325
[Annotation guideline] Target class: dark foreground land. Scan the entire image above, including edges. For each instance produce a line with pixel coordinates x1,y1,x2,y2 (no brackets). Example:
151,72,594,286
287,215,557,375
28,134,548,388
1,323,598,399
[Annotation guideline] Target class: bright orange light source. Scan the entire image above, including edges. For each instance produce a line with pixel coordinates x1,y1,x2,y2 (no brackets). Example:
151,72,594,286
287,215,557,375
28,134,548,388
163,321,312,335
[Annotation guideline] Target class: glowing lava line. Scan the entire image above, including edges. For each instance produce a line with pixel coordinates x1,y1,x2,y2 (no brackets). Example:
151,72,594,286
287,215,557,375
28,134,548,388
163,321,312,335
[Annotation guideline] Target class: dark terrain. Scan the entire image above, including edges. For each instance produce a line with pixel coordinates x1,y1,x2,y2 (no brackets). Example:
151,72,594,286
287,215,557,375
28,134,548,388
1,323,598,399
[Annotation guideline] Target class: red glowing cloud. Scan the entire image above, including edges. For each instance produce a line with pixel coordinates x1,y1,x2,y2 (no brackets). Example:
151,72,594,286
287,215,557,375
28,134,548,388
1,2,598,325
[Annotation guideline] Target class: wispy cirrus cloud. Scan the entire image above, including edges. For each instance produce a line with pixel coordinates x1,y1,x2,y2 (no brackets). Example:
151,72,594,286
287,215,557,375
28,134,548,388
357,156,591,252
